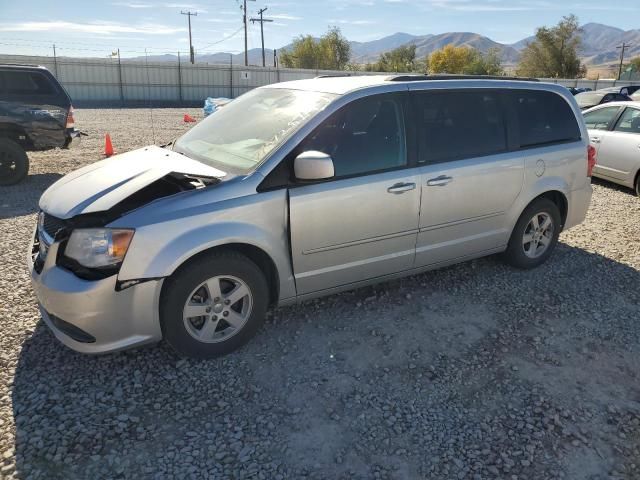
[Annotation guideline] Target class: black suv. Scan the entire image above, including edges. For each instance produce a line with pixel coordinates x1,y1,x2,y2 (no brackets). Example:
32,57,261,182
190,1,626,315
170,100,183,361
0,64,80,185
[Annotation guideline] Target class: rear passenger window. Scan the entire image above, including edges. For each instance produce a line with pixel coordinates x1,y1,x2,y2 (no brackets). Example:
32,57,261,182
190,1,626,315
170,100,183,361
614,108,640,134
512,90,580,148
2,71,56,95
583,106,620,130
413,91,507,164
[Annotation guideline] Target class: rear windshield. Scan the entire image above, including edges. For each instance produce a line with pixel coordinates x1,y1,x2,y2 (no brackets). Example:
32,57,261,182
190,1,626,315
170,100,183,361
1,70,57,95
575,93,604,107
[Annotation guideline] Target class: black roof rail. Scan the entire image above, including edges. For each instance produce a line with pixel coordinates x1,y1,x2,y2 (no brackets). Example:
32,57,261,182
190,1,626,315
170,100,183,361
314,74,356,79
386,74,539,82
0,63,47,69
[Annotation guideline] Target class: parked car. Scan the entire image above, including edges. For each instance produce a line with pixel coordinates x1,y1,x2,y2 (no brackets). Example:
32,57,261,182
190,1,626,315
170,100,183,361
583,101,640,195
597,85,640,96
575,90,632,110
567,87,592,95
0,64,80,185
29,76,593,358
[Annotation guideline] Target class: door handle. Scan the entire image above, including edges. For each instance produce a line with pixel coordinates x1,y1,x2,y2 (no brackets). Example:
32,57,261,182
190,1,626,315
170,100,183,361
590,137,600,144
426,175,453,187
387,182,416,194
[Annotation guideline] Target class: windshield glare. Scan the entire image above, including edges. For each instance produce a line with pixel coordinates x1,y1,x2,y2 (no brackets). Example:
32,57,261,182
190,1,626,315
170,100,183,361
576,93,604,106
174,88,335,172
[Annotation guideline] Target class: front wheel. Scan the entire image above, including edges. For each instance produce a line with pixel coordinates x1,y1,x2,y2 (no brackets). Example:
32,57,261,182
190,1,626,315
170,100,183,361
503,198,561,269
0,138,29,186
161,251,269,359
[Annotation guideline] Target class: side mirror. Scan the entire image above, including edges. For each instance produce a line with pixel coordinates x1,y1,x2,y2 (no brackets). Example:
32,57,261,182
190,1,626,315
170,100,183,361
294,151,335,181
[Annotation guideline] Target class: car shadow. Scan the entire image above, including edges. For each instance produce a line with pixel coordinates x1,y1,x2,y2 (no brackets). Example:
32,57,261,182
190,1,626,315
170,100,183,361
0,173,63,219
591,176,637,196
9,243,640,478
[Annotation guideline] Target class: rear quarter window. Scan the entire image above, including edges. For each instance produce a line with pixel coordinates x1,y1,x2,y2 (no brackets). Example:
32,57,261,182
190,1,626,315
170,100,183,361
1,70,57,96
512,90,581,148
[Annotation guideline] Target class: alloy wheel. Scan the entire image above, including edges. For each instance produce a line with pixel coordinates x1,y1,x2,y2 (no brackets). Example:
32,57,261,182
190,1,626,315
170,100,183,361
522,212,554,259
182,275,253,343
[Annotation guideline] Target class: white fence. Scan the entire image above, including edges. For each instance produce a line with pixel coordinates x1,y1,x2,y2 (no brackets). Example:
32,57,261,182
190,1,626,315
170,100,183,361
1,54,637,107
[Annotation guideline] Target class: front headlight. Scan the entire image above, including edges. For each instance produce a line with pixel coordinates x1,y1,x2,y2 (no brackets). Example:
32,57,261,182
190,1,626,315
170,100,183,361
64,228,134,268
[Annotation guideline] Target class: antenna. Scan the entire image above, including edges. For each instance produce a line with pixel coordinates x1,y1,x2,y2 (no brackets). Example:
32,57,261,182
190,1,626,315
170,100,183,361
250,7,274,67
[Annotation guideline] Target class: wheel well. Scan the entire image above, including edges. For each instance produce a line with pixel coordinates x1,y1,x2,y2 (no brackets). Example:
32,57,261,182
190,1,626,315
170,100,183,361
171,244,280,306
0,124,32,148
535,190,568,228
634,168,640,193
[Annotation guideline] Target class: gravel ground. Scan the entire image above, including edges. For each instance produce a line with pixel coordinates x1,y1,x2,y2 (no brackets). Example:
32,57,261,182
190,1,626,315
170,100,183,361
1,108,639,480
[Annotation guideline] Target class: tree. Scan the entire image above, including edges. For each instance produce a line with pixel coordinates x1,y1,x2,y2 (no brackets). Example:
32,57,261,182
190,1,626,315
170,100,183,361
516,15,586,78
366,45,418,72
630,57,640,72
279,27,351,70
426,45,504,75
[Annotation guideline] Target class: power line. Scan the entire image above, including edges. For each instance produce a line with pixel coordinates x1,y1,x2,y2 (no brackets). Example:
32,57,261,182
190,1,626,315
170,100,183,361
197,25,244,51
250,7,273,67
181,10,198,63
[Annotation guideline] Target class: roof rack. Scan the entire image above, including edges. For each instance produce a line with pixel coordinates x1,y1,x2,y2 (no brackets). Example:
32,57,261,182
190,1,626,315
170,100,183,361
386,74,539,82
315,74,356,79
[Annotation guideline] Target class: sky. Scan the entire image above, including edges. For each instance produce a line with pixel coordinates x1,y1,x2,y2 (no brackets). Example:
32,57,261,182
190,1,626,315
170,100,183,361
0,0,638,58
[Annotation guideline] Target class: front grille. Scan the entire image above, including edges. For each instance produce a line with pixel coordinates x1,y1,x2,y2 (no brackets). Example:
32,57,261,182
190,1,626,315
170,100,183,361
42,212,67,238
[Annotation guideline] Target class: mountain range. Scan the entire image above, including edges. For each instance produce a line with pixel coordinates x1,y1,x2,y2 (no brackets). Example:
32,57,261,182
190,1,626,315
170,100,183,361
131,23,640,67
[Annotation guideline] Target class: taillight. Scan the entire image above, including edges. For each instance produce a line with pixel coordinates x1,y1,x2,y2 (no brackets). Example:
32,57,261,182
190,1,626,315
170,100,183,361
65,106,75,129
587,144,597,177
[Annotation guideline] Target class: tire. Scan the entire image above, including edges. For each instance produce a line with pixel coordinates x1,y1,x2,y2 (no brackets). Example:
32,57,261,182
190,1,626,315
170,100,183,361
0,138,29,186
161,251,269,359
503,198,561,270
635,172,640,197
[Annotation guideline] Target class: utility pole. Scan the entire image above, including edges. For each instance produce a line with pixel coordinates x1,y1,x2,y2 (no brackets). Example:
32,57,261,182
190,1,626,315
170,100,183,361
243,0,256,66
181,10,197,64
616,42,632,80
250,7,273,67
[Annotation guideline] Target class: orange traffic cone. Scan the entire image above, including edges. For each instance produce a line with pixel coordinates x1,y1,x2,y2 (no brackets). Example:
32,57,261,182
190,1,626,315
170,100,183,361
104,133,114,157
183,114,196,123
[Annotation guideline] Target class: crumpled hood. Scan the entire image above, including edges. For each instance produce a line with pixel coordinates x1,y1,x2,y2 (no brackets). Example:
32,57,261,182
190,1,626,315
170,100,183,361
39,146,226,219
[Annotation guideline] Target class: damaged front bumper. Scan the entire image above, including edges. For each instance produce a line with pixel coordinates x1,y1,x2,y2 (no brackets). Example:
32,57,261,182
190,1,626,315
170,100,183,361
28,227,164,354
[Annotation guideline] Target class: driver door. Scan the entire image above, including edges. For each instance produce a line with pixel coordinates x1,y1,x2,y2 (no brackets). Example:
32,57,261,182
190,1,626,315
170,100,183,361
288,93,421,295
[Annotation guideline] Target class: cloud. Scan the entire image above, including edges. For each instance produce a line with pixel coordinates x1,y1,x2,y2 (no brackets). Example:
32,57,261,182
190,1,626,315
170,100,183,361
0,21,185,35
329,19,377,25
269,14,302,21
112,2,153,7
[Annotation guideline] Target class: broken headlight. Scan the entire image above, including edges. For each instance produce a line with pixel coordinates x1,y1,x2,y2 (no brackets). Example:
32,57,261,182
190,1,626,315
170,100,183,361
64,228,134,268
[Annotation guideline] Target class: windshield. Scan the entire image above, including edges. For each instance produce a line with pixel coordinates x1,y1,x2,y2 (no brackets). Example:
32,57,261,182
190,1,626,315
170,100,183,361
174,88,336,172
576,93,604,106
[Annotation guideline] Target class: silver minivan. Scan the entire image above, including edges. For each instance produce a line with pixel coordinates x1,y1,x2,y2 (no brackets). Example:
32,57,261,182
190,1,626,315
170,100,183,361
29,76,594,358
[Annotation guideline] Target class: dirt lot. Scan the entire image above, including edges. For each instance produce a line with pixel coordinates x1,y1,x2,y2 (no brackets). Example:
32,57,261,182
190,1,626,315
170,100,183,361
1,108,639,480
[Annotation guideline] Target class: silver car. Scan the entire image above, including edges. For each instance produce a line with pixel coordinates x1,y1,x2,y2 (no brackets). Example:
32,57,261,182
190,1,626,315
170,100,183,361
29,76,593,358
583,101,640,196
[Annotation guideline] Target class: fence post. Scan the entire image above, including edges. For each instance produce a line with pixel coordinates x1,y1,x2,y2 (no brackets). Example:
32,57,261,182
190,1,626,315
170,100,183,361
230,54,233,99
117,48,124,106
177,52,183,105
52,44,58,78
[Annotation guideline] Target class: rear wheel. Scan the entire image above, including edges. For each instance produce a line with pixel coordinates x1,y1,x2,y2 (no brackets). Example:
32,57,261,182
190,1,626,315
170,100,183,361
503,198,561,269
635,172,640,197
0,138,29,186
161,251,269,359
